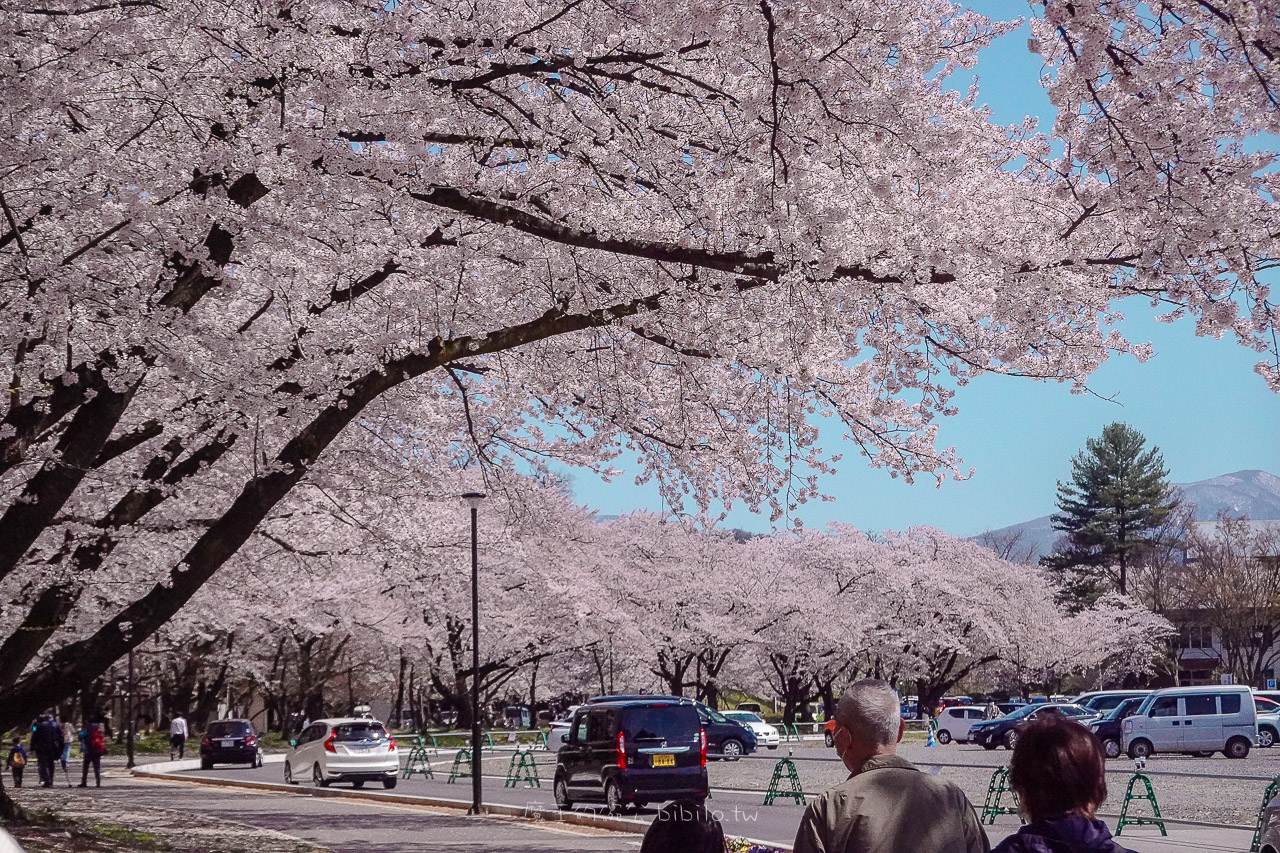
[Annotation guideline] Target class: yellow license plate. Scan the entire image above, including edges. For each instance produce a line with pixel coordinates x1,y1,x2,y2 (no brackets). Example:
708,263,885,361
652,754,675,767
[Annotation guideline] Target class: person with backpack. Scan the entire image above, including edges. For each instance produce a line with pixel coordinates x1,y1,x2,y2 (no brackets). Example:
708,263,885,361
79,722,106,787
5,738,27,788
29,714,65,787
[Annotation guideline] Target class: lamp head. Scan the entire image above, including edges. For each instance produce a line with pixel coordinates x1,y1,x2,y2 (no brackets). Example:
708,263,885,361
462,491,486,509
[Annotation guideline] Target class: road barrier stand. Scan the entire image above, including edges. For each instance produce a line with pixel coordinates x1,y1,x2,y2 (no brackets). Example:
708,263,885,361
1115,773,1167,837
980,767,1020,825
780,724,804,743
503,749,541,788
1250,776,1280,852
763,755,806,806
402,737,435,780
447,748,472,783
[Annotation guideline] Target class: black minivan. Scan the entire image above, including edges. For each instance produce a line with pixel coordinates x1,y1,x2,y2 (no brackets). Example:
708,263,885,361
199,718,263,769
554,698,707,813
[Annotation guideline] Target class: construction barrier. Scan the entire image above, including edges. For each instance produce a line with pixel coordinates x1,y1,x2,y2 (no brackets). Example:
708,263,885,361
1115,773,1167,837
402,737,435,780
980,767,1019,825
447,748,473,783
763,756,806,806
503,749,541,788
1250,776,1280,853
779,723,805,742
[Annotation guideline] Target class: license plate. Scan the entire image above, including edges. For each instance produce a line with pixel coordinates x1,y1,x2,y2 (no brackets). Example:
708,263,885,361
652,754,674,767
221,739,234,747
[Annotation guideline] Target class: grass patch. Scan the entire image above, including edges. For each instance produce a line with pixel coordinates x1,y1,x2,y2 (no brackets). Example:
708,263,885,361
90,823,169,849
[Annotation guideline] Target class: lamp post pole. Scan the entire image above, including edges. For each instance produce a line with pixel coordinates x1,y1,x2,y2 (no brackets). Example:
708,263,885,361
462,492,486,815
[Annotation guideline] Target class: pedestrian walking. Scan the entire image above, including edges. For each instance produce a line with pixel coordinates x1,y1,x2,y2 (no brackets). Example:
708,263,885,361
79,722,106,787
59,718,76,769
5,738,27,788
793,679,990,853
169,713,189,760
639,800,725,853
29,714,65,788
993,714,1134,853
985,701,1001,720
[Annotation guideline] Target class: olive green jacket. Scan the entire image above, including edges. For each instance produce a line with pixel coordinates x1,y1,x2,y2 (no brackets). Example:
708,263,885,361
793,754,991,853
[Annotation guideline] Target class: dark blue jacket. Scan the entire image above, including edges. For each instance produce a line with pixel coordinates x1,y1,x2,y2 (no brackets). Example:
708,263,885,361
993,815,1133,853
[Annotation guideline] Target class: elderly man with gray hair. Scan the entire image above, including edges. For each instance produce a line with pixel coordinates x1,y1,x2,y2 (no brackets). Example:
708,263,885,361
793,679,990,853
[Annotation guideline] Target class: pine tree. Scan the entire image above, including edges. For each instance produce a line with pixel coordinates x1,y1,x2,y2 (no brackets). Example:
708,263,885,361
1046,423,1181,607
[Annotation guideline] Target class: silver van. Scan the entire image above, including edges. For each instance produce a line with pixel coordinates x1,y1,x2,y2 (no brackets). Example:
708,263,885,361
1122,685,1256,759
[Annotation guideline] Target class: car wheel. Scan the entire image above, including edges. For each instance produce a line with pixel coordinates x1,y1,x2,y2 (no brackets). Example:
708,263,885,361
1225,736,1250,759
382,777,397,789
982,742,998,751
284,761,296,785
604,780,624,815
1191,751,1215,757
767,744,778,750
554,774,573,809
1103,738,1121,759
1003,729,1018,750
351,780,365,789
824,732,834,748
1261,727,1277,749
312,763,329,787
200,758,213,770
721,739,743,760
1127,738,1154,759
936,730,952,745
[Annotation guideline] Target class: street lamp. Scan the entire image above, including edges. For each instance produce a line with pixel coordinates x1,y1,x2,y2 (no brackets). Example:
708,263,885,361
461,491,486,816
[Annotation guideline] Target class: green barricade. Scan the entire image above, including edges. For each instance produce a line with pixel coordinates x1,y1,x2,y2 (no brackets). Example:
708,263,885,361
1115,773,1167,837
402,737,435,780
780,723,803,742
503,749,541,788
1249,776,1280,852
980,767,1019,825
763,756,806,806
447,748,472,783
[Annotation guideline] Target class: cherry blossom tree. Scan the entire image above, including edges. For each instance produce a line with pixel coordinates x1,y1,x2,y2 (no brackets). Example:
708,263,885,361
1,0,1275,739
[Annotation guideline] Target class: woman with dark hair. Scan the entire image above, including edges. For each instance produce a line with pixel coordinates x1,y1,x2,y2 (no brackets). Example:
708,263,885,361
639,799,725,853
994,714,1133,853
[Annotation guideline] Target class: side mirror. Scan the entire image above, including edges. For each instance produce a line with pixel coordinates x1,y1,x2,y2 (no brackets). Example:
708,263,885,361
289,739,297,747
559,734,568,743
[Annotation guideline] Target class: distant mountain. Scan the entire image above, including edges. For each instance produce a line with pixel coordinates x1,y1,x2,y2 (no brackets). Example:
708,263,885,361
975,469,1280,562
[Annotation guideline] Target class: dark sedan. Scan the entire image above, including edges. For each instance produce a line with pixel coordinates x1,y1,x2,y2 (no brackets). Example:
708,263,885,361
199,718,263,769
968,703,1099,750
1086,696,1146,758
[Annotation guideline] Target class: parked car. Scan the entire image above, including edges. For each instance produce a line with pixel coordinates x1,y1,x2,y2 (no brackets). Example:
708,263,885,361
1087,696,1146,758
1256,781,1280,853
586,695,756,759
968,703,1098,750
935,706,988,744
1072,690,1151,715
284,718,399,788
1259,709,1280,749
547,705,581,753
1122,685,1257,759
554,698,708,813
724,710,780,750
199,719,263,769
735,702,764,714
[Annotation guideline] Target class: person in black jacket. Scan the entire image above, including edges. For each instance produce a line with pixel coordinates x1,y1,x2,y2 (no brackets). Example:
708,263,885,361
994,714,1134,853
29,714,65,787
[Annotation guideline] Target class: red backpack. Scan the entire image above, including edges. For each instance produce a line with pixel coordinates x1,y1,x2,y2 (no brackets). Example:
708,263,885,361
89,726,106,756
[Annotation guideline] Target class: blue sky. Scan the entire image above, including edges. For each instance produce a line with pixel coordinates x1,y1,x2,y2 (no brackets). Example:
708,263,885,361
560,0,1280,537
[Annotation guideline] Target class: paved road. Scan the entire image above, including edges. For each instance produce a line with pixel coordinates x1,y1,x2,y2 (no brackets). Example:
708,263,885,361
168,752,1257,852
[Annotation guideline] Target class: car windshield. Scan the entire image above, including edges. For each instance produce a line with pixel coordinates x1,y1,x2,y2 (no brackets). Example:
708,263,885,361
1104,700,1142,721
726,712,762,723
622,706,700,742
1003,704,1039,720
1050,705,1092,717
207,721,252,737
333,722,389,741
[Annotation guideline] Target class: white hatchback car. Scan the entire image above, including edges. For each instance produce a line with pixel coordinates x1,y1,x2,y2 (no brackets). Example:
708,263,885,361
285,718,399,789
724,710,781,749
936,706,990,744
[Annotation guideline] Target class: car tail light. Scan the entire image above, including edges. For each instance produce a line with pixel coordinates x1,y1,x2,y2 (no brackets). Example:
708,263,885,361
201,737,211,748
245,734,256,746
324,731,337,753
615,731,626,769
388,737,397,751
700,729,707,766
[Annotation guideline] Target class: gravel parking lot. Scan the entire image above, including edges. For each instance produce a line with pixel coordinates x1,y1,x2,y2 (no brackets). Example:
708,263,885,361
703,740,1279,827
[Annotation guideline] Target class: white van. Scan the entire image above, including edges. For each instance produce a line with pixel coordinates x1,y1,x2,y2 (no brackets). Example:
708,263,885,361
1122,685,1257,759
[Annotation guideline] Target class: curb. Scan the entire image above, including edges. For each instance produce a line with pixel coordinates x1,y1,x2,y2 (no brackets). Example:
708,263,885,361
130,767,651,835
